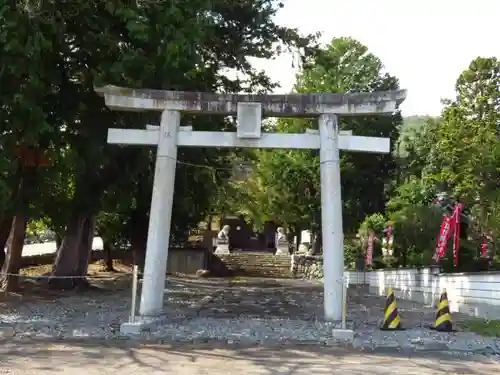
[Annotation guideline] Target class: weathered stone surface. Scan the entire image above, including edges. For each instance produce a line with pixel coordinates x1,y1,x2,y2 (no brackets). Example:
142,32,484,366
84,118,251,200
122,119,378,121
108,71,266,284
212,252,292,278
297,244,309,254
275,246,289,255
214,244,230,255
95,85,407,117
195,269,211,278
291,254,324,279
0,326,15,338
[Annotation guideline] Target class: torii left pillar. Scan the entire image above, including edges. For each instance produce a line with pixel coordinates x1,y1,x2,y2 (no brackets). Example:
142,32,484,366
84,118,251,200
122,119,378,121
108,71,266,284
140,110,180,315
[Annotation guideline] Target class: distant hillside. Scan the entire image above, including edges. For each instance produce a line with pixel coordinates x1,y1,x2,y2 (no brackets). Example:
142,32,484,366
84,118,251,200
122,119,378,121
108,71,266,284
402,115,435,133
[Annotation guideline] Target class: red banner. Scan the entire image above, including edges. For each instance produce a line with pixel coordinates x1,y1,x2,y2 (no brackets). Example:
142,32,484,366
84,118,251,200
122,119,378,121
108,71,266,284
366,232,375,266
480,234,491,258
434,215,453,261
434,203,463,264
481,240,488,257
452,203,464,266
386,226,393,242
434,218,446,260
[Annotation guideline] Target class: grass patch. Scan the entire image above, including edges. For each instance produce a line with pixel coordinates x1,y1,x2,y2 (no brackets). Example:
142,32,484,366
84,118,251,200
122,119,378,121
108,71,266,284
460,318,500,337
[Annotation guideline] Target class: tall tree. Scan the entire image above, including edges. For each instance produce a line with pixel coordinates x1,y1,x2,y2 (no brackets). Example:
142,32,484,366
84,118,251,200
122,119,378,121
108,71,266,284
0,3,61,289
2,0,317,287
241,37,403,244
421,56,500,238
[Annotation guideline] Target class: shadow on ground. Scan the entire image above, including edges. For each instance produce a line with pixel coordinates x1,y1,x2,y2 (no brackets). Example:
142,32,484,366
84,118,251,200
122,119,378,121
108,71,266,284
198,278,324,320
0,339,498,375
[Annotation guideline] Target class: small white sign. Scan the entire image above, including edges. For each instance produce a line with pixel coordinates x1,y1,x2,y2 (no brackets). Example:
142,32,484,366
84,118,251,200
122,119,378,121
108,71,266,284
237,102,262,139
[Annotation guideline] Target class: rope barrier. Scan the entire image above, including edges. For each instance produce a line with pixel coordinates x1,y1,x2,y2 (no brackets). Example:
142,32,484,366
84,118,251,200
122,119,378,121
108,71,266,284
0,272,128,280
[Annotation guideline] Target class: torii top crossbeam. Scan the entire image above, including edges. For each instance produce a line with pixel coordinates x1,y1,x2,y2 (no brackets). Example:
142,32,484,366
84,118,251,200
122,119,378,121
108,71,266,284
95,85,406,117
95,85,406,153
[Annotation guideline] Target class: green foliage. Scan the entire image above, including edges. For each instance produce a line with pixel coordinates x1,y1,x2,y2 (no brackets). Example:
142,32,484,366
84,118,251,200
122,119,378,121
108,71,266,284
0,0,319,274
390,204,442,267
243,148,320,230
238,37,402,236
386,178,434,213
25,219,47,237
25,219,54,243
354,213,386,269
396,115,439,156
420,57,500,206
402,115,434,131
372,56,500,272
461,318,500,337
343,238,363,268
358,213,386,237
3,0,500,278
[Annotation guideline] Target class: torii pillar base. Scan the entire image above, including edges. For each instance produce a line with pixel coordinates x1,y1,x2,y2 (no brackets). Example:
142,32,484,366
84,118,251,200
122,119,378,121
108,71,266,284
120,317,165,335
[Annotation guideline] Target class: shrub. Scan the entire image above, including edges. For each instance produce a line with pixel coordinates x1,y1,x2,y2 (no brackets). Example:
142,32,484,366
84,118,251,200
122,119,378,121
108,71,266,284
389,204,442,267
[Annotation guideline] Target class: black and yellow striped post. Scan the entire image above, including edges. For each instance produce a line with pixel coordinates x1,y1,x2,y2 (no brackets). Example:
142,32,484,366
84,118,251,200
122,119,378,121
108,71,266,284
431,289,455,332
380,287,404,331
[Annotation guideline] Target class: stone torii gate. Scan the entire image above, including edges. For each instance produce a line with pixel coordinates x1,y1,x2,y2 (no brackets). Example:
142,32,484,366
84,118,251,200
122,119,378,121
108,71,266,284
95,86,406,331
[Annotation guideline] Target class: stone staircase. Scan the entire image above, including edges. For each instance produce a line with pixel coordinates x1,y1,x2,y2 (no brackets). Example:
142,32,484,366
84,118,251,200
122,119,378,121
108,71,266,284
214,252,292,278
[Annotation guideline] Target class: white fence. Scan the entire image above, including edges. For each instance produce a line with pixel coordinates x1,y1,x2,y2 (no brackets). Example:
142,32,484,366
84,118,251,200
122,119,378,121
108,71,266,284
345,267,500,319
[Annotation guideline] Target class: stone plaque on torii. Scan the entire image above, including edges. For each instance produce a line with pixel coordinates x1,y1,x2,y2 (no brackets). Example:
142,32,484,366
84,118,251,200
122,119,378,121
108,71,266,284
95,86,406,333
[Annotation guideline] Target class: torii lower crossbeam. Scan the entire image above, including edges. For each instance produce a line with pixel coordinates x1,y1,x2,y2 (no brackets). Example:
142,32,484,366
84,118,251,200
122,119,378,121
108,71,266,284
107,127,390,152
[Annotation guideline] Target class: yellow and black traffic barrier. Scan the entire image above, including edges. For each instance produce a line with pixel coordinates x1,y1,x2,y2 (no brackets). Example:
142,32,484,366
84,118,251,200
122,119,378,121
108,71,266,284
380,287,405,331
430,290,455,332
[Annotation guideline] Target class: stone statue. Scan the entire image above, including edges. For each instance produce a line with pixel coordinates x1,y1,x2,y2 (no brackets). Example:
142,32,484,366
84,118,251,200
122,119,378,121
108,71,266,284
297,243,309,254
276,227,286,242
217,225,230,243
214,225,230,255
275,227,289,255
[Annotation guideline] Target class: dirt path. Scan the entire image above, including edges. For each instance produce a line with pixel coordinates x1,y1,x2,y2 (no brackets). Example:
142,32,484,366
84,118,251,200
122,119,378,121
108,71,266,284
0,340,498,375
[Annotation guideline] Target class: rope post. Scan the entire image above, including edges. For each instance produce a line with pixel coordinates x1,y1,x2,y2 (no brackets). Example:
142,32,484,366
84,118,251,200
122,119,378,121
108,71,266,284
341,277,348,329
130,265,139,323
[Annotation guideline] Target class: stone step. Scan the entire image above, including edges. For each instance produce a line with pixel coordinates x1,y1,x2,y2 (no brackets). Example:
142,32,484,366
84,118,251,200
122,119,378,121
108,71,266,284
213,252,292,278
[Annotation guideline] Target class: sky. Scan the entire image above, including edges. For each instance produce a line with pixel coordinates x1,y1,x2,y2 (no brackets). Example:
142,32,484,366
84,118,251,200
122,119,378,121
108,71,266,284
249,0,500,116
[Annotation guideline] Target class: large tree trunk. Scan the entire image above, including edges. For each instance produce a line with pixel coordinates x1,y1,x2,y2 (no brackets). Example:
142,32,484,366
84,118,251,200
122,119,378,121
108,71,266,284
55,233,62,250
128,166,154,274
130,208,148,273
49,212,87,289
74,215,95,289
131,238,145,272
0,163,26,270
0,216,27,291
0,216,13,268
102,237,115,272
131,227,147,273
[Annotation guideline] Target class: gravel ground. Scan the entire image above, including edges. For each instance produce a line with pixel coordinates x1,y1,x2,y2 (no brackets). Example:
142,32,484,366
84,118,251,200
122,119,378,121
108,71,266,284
1,276,500,359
